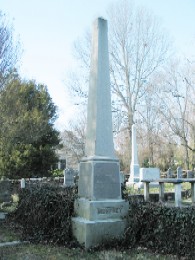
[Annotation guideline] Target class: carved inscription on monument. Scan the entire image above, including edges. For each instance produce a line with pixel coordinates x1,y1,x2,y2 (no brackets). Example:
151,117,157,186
97,207,122,214
94,162,120,199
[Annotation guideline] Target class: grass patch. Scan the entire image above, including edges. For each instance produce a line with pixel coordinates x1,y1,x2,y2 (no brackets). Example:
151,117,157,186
0,221,21,243
0,220,178,259
126,182,191,195
0,244,177,259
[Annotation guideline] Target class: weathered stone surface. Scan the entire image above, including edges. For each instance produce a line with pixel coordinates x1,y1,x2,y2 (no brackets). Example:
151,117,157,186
74,198,128,221
93,162,120,199
0,212,7,221
167,168,172,178
72,217,127,249
133,168,160,189
177,166,182,178
64,168,76,187
78,160,121,200
140,168,160,180
84,18,115,159
0,241,25,247
187,170,194,178
78,162,93,199
21,178,25,189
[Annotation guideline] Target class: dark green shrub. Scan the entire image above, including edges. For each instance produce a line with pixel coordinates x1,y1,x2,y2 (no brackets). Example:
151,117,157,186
8,184,78,245
125,199,195,258
49,169,64,177
8,185,195,258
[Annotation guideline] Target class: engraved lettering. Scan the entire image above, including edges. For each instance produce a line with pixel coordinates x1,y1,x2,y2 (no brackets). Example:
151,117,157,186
97,207,122,214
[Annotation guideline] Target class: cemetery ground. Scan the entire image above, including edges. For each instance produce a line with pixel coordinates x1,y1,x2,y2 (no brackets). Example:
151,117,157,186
0,184,193,259
0,221,178,260
0,212,177,260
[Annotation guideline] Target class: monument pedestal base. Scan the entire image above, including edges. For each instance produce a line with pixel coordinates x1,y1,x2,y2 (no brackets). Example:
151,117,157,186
72,158,128,248
72,217,127,249
72,198,128,248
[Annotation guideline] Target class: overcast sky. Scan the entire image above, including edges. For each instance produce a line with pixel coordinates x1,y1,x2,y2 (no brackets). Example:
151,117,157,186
1,0,195,130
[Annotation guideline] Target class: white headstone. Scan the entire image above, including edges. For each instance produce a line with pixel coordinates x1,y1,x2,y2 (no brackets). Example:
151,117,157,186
64,168,76,187
21,178,25,189
167,168,172,178
177,166,182,178
133,168,160,189
140,168,160,180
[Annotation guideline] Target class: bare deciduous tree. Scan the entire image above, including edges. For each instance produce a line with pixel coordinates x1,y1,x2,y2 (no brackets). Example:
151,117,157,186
0,11,20,88
67,0,171,136
65,0,171,169
156,59,195,169
60,116,86,168
108,0,170,137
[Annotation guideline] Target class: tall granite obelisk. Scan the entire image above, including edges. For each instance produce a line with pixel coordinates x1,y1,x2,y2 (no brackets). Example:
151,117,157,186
72,17,128,249
85,17,115,159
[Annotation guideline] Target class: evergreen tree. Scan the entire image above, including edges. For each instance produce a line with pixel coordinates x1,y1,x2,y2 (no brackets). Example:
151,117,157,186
0,77,60,178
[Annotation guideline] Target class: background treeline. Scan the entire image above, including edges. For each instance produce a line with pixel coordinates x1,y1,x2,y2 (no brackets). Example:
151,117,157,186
62,0,195,172
1,0,195,176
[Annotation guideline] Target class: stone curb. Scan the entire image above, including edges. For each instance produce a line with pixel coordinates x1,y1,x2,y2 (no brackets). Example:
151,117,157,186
0,241,22,247
0,241,29,247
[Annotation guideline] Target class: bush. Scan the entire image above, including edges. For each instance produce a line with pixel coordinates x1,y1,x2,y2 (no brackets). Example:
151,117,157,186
49,169,64,177
125,198,195,258
8,186,195,258
8,184,78,245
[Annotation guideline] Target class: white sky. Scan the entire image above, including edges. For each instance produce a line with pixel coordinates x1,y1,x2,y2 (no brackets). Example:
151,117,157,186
0,0,195,130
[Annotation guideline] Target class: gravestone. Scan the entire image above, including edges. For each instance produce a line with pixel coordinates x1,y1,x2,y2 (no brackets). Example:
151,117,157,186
177,166,182,178
58,159,66,170
140,168,160,180
126,124,140,185
21,178,25,189
187,170,194,178
134,168,160,189
72,17,128,249
0,179,11,202
64,168,77,187
167,168,172,178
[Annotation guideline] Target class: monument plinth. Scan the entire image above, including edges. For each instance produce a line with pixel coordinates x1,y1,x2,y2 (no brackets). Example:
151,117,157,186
72,17,128,249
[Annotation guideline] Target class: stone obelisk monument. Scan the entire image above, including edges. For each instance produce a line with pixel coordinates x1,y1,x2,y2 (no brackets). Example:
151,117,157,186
72,17,128,249
127,124,140,185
